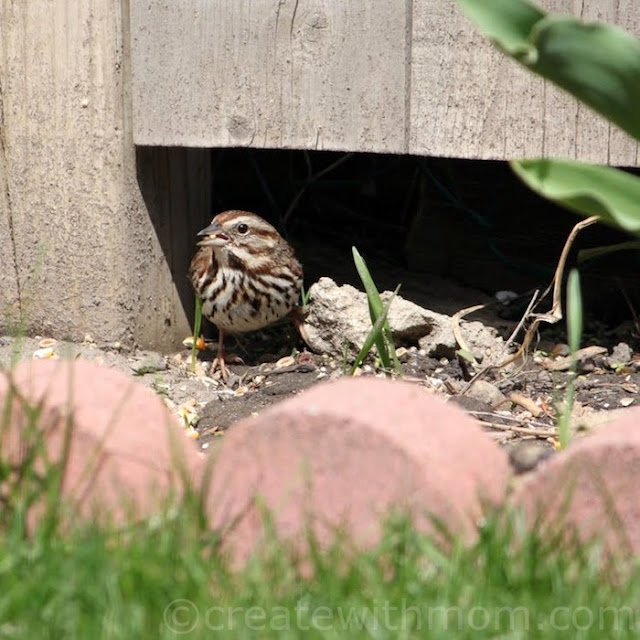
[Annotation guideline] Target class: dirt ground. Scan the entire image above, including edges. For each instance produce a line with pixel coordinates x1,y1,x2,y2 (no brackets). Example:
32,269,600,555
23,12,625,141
2,281,638,475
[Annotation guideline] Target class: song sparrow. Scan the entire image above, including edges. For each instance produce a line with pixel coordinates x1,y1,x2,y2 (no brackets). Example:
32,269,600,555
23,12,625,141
189,210,303,379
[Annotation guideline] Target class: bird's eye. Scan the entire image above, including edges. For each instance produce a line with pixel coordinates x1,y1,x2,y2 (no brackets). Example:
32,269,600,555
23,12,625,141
237,223,249,234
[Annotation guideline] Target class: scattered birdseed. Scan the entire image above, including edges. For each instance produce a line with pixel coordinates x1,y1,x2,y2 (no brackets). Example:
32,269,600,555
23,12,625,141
33,347,57,359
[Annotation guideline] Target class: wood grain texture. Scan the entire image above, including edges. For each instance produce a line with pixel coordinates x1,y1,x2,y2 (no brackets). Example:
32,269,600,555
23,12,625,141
410,0,639,164
135,146,212,345
130,0,408,152
0,0,196,348
131,0,640,165
0,123,20,329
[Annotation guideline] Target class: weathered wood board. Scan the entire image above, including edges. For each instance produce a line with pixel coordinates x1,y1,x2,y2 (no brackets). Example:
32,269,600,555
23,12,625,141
130,0,640,165
0,0,204,348
131,0,408,153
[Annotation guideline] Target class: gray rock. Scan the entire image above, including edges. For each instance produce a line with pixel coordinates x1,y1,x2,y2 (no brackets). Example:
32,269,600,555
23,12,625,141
464,379,508,409
508,441,554,474
130,351,168,375
606,342,633,369
302,277,509,365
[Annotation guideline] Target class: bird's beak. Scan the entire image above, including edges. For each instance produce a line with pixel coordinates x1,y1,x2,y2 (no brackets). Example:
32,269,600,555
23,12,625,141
196,221,230,247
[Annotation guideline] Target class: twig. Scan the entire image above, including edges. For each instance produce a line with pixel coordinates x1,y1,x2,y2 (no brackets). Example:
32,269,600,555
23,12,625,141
466,410,554,431
506,289,539,346
451,304,486,362
477,420,557,438
509,392,542,417
529,215,599,327
460,215,601,394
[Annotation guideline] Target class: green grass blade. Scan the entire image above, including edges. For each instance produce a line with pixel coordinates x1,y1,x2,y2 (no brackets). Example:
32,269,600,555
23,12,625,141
350,285,400,375
190,295,203,373
557,269,583,450
578,240,640,264
352,247,401,373
566,269,583,356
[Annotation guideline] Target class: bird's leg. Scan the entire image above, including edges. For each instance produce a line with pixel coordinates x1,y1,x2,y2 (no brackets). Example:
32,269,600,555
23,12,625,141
289,305,310,346
212,328,231,381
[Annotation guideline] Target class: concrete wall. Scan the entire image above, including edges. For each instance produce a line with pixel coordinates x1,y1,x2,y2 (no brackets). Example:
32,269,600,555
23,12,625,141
0,0,206,349
130,0,640,166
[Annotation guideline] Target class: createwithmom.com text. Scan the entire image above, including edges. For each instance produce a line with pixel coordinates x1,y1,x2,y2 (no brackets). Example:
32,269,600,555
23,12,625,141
163,599,640,634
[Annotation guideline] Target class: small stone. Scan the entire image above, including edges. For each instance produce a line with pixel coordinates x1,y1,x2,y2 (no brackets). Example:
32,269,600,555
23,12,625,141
508,441,554,474
130,352,167,375
606,342,633,370
551,343,570,357
465,380,508,409
38,338,57,348
33,347,57,359
275,355,295,369
495,290,518,305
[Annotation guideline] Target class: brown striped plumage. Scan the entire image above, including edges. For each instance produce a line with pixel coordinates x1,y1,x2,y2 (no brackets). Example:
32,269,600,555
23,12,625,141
189,210,303,378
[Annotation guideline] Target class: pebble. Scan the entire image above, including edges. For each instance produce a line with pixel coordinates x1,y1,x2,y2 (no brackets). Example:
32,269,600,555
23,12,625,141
508,441,554,474
465,380,508,409
130,352,167,375
607,342,633,370
275,355,296,369
33,347,57,359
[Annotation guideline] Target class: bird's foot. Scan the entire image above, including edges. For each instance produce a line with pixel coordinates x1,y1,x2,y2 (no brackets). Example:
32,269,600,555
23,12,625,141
211,356,231,382
210,354,245,382
289,306,310,345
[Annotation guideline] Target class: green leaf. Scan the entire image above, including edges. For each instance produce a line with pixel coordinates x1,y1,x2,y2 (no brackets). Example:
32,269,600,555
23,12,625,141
350,285,401,376
456,349,477,365
352,247,401,374
190,294,203,373
511,159,640,233
577,240,640,264
456,0,640,140
566,269,583,355
456,0,544,56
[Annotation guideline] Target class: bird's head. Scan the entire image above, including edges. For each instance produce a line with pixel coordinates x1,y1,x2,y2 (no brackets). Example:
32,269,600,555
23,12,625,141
197,210,283,258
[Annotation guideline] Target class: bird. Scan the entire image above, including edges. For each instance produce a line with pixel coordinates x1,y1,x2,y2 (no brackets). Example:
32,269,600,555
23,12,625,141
189,210,304,379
